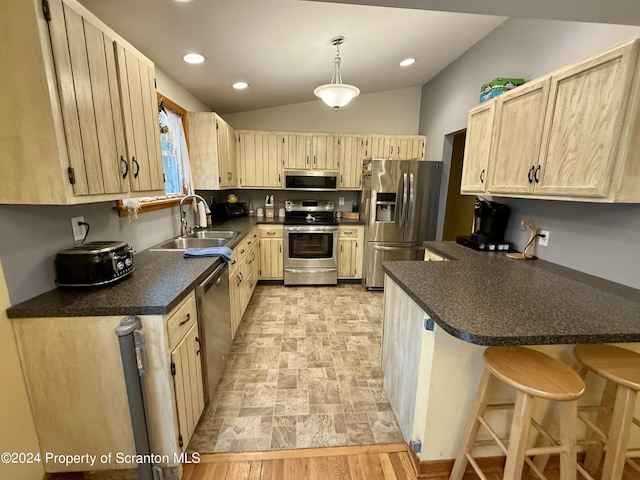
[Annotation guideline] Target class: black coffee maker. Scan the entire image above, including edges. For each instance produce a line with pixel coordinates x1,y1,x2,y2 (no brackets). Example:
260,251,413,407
471,198,510,244
457,198,511,250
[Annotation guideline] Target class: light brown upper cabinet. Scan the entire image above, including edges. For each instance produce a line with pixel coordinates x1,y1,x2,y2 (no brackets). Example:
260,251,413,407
237,131,283,188
0,0,163,204
364,135,425,160
463,38,640,202
115,41,164,193
460,102,495,194
187,112,236,189
488,78,551,195
284,133,338,171
337,135,364,190
534,41,638,199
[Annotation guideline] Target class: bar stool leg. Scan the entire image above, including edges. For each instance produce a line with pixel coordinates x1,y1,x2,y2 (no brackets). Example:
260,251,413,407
601,386,638,480
557,399,578,480
583,380,617,476
450,370,493,480
504,390,535,480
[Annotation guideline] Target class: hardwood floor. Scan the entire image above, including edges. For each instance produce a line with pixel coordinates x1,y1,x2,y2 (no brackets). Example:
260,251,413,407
181,444,418,480
181,444,640,480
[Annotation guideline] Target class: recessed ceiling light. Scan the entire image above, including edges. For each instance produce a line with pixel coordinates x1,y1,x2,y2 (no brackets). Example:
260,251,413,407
232,81,249,90
183,53,205,64
400,58,416,67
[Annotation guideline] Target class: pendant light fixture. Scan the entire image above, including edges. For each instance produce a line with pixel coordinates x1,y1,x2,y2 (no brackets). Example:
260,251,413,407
314,36,360,110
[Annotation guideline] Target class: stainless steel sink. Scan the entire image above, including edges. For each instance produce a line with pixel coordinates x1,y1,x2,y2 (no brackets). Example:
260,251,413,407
151,237,229,251
188,230,238,239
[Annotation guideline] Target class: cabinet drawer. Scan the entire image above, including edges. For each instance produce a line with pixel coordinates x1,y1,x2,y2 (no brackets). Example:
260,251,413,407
338,227,361,238
166,292,197,349
259,226,283,238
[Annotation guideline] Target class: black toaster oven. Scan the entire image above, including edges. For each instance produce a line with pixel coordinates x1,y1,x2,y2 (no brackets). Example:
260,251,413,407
212,201,248,220
54,241,134,287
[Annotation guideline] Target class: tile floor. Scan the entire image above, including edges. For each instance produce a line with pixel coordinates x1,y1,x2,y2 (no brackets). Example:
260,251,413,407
188,283,404,453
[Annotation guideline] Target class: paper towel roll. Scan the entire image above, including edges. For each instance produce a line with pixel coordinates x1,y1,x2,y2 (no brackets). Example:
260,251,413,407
197,202,207,227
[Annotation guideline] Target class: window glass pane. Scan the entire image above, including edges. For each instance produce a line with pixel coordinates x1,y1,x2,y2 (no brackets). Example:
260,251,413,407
159,108,187,195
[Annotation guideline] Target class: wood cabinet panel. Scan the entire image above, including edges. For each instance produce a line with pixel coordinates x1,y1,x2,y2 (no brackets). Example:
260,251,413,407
259,225,284,280
338,135,363,190
489,79,550,194
238,131,283,187
171,321,204,451
536,42,638,197
188,113,236,190
338,225,364,279
460,102,494,194
116,42,163,193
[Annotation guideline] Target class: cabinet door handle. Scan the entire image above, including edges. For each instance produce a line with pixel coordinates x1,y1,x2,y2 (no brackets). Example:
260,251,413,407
313,155,317,165
479,169,485,184
306,155,310,165
279,245,282,253
340,244,343,253
179,313,191,326
534,165,541,183
132,157,140,179
267,231,276,236
120,156,129,179
195,336,201,355
527,165,535,183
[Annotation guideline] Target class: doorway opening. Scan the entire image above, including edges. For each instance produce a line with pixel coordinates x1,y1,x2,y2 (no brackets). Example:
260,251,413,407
441,130,475,241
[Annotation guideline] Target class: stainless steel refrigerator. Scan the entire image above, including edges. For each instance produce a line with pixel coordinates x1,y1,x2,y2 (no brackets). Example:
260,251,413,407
360,158,442,289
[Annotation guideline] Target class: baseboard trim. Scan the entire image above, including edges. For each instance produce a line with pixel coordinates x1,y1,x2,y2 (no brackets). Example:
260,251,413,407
406,445,569,478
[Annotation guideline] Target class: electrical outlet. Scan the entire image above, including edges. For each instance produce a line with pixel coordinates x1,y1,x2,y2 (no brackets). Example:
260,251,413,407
538,229,550,247
71,216,85,242
338,197,345,206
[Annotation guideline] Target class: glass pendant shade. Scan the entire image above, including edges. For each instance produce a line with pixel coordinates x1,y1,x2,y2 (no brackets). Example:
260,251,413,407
314,36,359,110
314,83,360,109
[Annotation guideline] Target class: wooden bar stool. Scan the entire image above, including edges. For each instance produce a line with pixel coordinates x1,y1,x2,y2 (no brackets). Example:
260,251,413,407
573,344,640,480
450,346,585,480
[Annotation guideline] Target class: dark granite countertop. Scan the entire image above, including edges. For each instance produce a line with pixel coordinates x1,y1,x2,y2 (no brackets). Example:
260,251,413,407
383,241,640,346
7,217,268,319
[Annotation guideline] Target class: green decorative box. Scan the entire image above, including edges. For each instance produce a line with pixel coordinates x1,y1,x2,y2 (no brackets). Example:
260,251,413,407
480,77,524,103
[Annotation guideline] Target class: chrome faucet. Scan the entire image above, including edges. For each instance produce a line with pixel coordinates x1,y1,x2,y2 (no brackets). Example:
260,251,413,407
179,194,209,237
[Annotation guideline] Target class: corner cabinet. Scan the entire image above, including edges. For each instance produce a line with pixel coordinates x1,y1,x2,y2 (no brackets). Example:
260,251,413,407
187,112,237,189
259,225,284,280
337,225,364,279
12,291,203,479
0,0,163,204
463,38,640,202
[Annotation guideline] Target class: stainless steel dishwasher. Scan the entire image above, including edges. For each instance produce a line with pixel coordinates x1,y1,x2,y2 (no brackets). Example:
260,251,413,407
196,260,231,402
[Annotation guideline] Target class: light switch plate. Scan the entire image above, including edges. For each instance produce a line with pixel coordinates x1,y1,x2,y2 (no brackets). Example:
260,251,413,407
339,197,345,206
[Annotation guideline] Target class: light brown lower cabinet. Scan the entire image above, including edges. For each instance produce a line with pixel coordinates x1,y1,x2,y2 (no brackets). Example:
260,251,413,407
338,225,364,279
258,225,284,280
12,291,202,479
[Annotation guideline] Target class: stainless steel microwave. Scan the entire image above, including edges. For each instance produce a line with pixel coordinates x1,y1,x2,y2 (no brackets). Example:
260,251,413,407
284,170,338,191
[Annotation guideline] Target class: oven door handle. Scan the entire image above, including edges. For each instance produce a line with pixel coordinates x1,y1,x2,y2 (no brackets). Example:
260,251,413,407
284,226,338,233
372,245,426,251
284,267,338,274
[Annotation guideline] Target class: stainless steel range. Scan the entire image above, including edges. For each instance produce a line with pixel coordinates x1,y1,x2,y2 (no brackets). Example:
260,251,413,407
283,200,338,285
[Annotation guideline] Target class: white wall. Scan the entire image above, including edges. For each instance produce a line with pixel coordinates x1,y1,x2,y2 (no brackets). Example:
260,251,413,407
224,87,422,133
419,18,640,288
156,68,210,112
